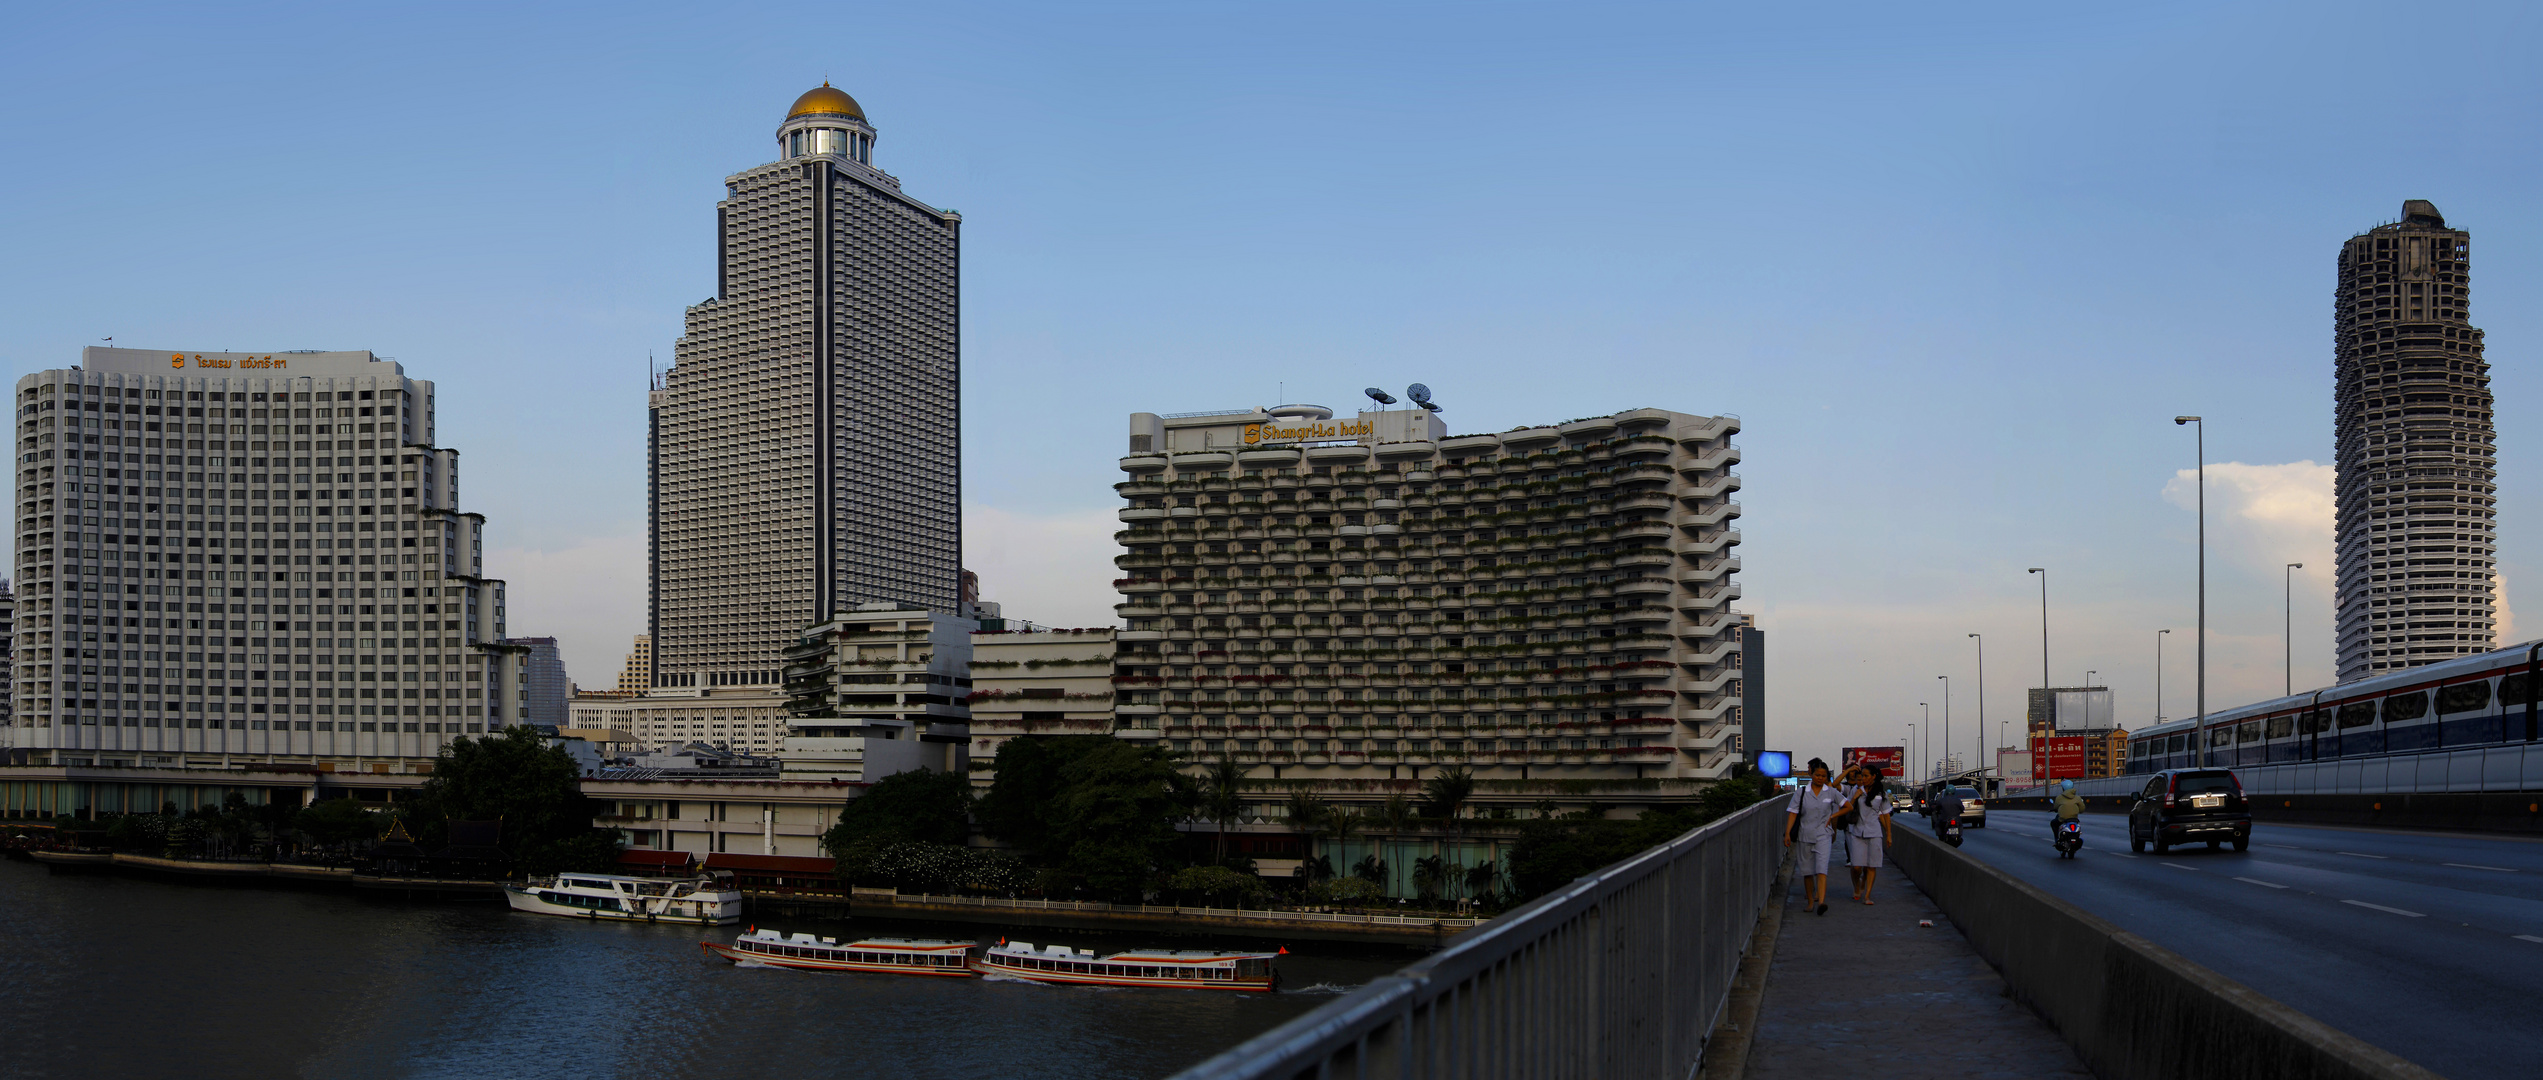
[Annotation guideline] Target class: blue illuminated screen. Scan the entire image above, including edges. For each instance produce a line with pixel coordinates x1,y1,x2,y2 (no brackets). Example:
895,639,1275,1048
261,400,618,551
1755,750,1792,779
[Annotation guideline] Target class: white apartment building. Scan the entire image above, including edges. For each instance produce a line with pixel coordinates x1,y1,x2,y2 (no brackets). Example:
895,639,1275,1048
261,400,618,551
10,348,519,769
1113,402,1746,796
568,687,790,756
965,627,1118,777
779,605,972,781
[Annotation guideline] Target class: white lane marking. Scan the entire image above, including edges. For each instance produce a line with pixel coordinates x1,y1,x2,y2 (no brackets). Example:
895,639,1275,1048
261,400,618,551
2108,852,2138,859
2337,851,2389,859
2517,935,2543,944
2342,900,2425,918
2444,863,2518,872
2161,863,2199,871
2263,844,2301,850
2234,877,2288,889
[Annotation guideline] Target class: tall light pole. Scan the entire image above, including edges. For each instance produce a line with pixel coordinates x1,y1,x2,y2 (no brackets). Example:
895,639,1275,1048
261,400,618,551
2155,629,2171,723
1919,703,1929,776
1937,675,1951,776
2028,567,2048,744
1906,722,1917,781
2285,562,2305,697
2175,416,2206,764
2087,669,2097,687
1968,633,1985,770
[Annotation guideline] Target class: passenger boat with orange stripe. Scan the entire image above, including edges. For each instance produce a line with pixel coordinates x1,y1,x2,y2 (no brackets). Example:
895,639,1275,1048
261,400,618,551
971,939,1279,991
701,928,976,976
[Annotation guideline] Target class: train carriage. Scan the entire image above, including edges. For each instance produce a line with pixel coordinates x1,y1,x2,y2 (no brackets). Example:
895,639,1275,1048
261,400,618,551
2127,642,2543,774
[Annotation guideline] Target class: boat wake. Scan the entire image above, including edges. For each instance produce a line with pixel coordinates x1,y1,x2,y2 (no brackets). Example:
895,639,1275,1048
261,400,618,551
1284,982,1362,995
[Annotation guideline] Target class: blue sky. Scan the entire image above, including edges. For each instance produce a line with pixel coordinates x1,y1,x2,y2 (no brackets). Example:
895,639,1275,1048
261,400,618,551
5,1,2539,767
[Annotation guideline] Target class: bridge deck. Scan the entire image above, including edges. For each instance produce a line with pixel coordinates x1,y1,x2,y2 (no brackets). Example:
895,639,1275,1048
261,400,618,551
1746,845,2087,1078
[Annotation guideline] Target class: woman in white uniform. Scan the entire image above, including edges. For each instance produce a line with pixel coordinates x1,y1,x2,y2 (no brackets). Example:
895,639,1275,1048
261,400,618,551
1783,757,1841,916
1841,765,1895,905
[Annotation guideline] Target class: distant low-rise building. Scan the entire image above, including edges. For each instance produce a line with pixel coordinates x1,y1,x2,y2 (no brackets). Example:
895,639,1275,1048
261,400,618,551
616,634,652,693
779,604,973,781
966,627,1118,779
568,687,789,755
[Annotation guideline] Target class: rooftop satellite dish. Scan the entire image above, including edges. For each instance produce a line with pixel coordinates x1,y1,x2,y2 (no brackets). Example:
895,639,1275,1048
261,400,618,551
1364,388,1396,405
1418,400,1442,413
1406,383,1432,404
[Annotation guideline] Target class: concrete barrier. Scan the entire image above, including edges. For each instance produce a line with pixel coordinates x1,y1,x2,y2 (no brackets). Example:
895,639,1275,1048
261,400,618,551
1890,827,2442,1080
1992,791,2543,835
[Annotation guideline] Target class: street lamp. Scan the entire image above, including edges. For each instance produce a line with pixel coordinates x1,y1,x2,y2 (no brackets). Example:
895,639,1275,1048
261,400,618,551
2155,629,2171,723
2028,567,2048,744
1937,675,1950,776
1906,722,1917,781
2175,415,2206,764
2087,669,2097,688
1919,703,1929,776
1968,633,1984,779
2285,563,2305,697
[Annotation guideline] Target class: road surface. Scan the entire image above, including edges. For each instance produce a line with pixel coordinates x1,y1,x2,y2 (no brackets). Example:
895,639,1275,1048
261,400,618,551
1944,808,2543,1078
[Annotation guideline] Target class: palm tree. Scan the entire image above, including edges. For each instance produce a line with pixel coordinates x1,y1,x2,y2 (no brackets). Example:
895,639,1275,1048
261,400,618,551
1203,756,1247,865
1378,793,1415,837
1419,766,1475,824
1412,854,1447,901
1285,787,1326,833
1464,860,1499,907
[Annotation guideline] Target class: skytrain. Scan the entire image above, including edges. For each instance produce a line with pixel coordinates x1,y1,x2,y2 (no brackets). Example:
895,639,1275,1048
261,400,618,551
2127,640,2543,774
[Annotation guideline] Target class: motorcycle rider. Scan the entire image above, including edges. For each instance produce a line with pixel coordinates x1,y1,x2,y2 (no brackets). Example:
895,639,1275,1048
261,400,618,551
1931,780,1964,838
2052,779,2086,852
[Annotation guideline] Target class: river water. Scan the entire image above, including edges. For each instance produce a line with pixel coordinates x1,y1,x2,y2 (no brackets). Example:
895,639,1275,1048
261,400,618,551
0,861,1418,1079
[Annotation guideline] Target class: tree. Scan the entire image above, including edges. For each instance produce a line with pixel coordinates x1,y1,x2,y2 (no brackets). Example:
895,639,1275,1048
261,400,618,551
1199,756,1248,865
296,797,385,848
1412,854,1449,901
1420,766,1475,824
1378,793,1415,836
824,768,971,851
1503,777,1775,903
1046,740,1194,902
1167,864,1266,908
976,735,1114,865
407,726,619,876
1284,787,1326,834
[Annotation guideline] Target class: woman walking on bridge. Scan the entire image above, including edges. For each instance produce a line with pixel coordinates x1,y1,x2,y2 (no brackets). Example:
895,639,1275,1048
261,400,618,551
1784,758,1842,915
1841,765,1894,905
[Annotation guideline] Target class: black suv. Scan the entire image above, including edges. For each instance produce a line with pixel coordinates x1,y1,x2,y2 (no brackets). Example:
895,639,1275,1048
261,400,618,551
2126,768,2251,853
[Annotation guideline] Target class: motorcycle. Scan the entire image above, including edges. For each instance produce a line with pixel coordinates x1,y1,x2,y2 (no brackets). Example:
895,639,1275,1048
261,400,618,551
2053,818,2083,859
1934,813,1963,848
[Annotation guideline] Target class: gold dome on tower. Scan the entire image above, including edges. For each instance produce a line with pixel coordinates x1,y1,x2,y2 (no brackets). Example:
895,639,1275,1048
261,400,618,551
787,82,865,121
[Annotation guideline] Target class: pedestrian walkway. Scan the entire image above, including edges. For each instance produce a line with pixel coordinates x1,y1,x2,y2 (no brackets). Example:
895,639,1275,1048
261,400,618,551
1744,841,2090,1080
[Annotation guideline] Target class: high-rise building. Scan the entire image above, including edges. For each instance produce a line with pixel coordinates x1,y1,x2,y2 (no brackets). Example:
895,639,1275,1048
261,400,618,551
1109,402,1747,795
616,634,652,693
650,83,963,691
2333,201,2497,680
502,635,569,726
9,348,519,768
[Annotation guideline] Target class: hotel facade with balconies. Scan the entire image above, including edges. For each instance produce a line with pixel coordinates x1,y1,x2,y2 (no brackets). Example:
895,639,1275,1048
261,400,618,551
1109,403,1747,797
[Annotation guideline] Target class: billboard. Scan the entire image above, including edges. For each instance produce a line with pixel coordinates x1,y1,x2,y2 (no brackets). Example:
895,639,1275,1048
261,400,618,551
2054,689,2116,732
1998,749,2035,785
1842,746,1905,778
2031,735,2094,780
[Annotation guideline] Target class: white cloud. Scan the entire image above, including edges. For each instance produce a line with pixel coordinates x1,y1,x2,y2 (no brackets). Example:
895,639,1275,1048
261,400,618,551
964,505,1126,629
2161,460,2336,577
486,533,647,690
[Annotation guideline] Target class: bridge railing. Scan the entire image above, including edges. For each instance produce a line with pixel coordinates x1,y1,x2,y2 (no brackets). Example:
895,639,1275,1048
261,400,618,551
2012,739,2543,800
1171,796,1785,1080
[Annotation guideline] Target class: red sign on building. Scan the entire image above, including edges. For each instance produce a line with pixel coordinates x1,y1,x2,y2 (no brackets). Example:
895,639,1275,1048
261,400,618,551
2031,736,2093,780
1842,746,1906,779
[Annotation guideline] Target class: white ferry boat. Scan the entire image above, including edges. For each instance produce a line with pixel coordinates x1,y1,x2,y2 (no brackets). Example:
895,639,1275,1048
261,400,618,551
504,872,744,925
701,928,976,977
971,940,1279,992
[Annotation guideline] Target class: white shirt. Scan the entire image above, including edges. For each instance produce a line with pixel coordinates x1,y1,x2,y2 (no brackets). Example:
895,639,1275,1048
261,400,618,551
1787,782,1843,839
1845,789,1892,839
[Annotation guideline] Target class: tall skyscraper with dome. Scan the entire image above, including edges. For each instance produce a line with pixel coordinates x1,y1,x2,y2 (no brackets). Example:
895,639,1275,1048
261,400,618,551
2332,200,2497,681
648,84,963,690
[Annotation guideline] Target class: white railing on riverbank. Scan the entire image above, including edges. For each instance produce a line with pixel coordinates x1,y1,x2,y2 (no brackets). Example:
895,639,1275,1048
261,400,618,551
857,888,1485,930
1171,796,1785,1080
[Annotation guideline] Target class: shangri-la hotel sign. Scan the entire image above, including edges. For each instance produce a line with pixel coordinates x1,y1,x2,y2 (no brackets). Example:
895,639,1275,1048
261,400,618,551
171,354,289,370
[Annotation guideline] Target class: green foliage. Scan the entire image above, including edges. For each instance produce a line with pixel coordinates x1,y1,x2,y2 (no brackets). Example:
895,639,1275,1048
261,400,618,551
296,797,385,847
1047,740,1195,903
975,735,1114,864
1166,864,1266,906
824,768,972,852
1306,876,1384,905
1505,776,1772,903
1420,766,1475,823
407,727,620,876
